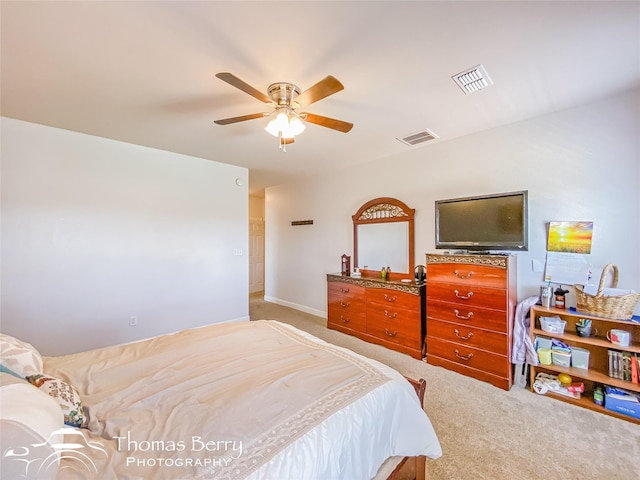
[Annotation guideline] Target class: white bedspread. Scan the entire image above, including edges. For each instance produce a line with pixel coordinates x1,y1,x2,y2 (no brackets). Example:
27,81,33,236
44,320,441,479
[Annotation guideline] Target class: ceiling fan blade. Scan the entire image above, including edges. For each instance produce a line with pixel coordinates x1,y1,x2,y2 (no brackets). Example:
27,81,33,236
216,72,271,103
214,113,266,125
303,113,353,133
294,76,344,108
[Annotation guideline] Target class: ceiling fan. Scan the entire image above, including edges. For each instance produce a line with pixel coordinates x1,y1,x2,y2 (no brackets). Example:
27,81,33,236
213,72,353,151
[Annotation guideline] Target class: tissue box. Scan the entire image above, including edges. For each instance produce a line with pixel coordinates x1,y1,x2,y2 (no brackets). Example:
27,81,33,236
604,387,640,419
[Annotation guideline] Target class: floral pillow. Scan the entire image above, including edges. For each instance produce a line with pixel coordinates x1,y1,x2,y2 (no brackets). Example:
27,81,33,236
0,333,43,377
26,374,87,428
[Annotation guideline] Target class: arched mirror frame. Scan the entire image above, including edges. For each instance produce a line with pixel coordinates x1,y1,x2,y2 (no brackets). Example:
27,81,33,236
353,197,415,276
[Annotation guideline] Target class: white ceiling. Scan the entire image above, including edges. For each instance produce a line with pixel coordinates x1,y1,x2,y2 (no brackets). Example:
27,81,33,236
2,1,639,195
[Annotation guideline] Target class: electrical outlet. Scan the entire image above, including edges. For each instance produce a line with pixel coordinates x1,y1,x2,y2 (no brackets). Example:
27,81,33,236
129,316,138,327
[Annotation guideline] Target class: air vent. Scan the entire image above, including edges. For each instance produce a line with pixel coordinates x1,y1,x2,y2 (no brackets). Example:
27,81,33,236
452,64,493,94
397,129,439,146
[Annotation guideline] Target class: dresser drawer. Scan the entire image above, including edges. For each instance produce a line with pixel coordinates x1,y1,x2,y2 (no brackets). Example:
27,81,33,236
366,288,420,311
328,306,366,331
426,282,507,311
427,263,506,288
366,307,421,349
427,299,509,333
328,287,366,313
427,318,508,355
328,281,366,300
427,337,509,378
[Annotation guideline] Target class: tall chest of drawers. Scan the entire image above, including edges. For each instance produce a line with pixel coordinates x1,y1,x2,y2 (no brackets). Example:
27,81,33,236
425,254,517,390
327,274,426,359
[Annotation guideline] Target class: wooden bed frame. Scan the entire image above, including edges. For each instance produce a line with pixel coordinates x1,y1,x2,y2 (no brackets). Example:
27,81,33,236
385,377,427,480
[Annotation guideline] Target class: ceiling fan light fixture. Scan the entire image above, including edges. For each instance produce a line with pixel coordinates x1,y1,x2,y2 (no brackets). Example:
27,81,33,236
288,115,306,136
265,111,289,136
264,110,305,139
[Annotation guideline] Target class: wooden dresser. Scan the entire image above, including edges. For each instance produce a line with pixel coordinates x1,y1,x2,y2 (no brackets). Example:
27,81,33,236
327,274,426,359
425,253,517,390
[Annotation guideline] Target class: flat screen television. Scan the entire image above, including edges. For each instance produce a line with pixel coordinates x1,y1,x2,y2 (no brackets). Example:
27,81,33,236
435,190,528,251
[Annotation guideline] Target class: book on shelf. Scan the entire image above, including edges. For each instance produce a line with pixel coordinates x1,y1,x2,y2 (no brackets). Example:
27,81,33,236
607,350,622,380
623,353,632,382
609,350,640,384
608,350,614,378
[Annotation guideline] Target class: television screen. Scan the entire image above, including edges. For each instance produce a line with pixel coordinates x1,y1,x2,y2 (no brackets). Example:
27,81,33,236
435,191,528,251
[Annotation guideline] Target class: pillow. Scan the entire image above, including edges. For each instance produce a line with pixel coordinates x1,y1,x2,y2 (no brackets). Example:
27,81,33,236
0,371,27,386
0,333,43,377
0,379,63,480
0,364,24,380
26,374,87,428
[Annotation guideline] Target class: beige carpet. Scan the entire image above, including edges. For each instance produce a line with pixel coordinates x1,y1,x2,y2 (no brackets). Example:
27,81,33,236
250,294,640,480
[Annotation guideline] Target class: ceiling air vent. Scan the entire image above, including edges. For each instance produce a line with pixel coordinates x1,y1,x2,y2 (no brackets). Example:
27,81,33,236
397,129,439,146
452,64,493,94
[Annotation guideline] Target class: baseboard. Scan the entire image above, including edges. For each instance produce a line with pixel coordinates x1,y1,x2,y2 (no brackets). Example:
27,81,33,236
263,296,327,319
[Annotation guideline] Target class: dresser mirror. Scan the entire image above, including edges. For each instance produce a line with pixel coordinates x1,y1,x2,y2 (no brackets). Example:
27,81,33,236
352,197,415,275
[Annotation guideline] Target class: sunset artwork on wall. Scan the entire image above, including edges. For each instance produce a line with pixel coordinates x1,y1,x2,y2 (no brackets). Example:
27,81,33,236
547,221,594,254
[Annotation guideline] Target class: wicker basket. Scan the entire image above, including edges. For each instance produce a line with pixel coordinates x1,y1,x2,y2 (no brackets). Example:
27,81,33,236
574,264,640,319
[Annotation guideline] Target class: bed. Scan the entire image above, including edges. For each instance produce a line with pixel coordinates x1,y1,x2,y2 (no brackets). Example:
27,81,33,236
1,320,442,479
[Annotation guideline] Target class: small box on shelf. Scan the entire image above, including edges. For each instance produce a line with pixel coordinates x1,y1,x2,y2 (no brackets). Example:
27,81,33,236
604,387,640,419
572,347,590,369
534,336,553,350
552,350,571,367
537,348,552,365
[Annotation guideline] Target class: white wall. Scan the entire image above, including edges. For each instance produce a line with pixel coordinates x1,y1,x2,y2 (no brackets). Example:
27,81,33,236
265,89,640,317
1,118,249,356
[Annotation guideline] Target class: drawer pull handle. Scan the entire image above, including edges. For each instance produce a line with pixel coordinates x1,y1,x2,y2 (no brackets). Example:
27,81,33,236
454,309,474,320
384,310,398,319
454,349,474,361
340,287,350,293
340,316,350,324
383,294,398,302
454,270,473,279
454,329,474,340
340,301,350,308
384,328,398,337
454,289,474,300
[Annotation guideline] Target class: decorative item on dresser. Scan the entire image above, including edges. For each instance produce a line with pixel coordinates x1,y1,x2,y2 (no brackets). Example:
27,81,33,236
327,274,426,359
425,253,517,390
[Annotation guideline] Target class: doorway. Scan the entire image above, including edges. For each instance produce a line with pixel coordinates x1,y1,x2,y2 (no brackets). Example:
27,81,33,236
249,217,265,294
